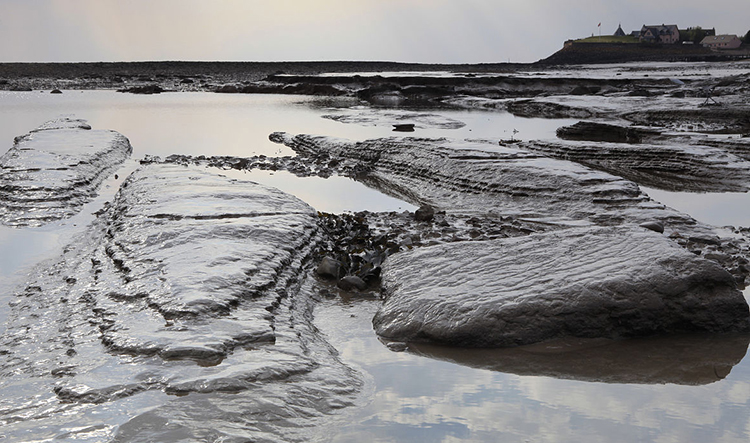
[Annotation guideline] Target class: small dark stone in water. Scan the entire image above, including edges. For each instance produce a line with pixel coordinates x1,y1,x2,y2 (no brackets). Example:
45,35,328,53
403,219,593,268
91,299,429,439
317,256,343,279
338,275,367,291
118,84,164,94
640,221,664,234
629,89,651,97
386,342,408,352
50,89,62,94
414,205,435,222
393,123,415,132
51,366,77,377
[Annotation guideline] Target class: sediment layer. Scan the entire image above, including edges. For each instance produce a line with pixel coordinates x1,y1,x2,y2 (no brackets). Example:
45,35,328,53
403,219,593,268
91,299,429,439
0,118,131,227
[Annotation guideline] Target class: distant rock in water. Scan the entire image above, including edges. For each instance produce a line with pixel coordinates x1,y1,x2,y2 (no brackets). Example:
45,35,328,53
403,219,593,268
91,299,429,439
393,123,416,132
556,121,647,144
0,117,131,227
118,84,164,94
374,226,750,347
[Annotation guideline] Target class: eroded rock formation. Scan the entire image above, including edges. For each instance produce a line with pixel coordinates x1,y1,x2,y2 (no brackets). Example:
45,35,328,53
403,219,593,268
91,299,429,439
375,226,749,347
0,164,362,442
0,118,131,227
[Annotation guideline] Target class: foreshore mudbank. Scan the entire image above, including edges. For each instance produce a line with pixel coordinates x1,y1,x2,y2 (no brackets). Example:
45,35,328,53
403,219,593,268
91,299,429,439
2,60,750,441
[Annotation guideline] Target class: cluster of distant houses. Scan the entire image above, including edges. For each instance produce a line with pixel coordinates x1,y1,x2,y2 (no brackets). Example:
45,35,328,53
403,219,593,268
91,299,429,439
613,24,743,49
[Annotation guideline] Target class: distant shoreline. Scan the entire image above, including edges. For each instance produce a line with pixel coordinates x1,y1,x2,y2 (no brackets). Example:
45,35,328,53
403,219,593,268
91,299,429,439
1,45,748,85
539,41,750,65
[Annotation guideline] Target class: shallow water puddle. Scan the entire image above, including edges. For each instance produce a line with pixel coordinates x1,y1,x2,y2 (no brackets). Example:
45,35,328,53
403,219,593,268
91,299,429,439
643,186,750,228
316,298,750,443
215,168,417,213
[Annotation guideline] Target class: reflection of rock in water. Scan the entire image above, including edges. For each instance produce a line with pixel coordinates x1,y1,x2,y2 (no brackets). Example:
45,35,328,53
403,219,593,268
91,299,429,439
321,109,466,130
0,118,132,227
0,164,361,442
407,333,750,385
375,226,750,347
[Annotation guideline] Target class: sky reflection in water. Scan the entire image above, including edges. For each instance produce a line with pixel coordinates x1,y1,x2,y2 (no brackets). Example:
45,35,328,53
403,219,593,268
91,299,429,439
318,300,750,443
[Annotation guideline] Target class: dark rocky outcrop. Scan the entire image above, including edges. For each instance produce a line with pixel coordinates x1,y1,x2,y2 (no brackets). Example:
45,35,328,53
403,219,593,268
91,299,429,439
375,226,750,347
0,118,131,227
556,121,650,143
269,132,678,226
506,99,596,119
522,138,750,193
117,84,164,94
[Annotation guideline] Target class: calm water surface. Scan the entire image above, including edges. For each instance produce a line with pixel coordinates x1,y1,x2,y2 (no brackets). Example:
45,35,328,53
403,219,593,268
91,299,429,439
1,91,750,442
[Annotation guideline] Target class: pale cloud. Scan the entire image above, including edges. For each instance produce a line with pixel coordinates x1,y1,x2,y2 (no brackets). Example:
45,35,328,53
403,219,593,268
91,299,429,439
1,0,749,62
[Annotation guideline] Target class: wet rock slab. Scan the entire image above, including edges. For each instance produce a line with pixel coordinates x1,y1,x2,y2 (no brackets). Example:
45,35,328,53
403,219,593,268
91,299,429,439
374,226,750,347
321,108,466,130
270,132,653,221
524,137,750,193
0,164,361,442
0,118,131,227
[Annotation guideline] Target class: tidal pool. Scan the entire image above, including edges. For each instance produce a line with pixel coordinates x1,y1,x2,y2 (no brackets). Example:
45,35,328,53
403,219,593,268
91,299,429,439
1,91,750,442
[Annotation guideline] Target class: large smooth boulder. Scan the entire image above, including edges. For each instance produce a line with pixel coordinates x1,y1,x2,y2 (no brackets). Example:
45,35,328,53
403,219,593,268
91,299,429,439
374,226,750,347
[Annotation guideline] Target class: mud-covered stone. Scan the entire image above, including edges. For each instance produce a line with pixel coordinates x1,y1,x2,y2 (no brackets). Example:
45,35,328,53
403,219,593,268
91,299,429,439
524,137,750,193
556,121,648,143
0,118,131,227
374,226,750,347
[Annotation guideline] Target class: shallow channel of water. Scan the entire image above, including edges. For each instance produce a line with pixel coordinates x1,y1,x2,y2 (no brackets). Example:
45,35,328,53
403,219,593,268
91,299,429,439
1,91,750,442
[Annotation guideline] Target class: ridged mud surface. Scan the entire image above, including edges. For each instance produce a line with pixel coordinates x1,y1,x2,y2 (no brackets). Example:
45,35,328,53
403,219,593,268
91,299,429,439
524,138,750,193
271,131,750,346
269,132,707,230
0,164,361,442
0,118,131,227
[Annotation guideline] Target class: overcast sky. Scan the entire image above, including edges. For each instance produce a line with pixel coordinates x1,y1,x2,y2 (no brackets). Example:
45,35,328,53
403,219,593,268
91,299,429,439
2,0,749,63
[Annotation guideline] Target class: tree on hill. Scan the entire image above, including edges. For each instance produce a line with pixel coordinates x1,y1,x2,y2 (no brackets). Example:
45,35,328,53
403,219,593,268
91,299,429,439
681,26,710,44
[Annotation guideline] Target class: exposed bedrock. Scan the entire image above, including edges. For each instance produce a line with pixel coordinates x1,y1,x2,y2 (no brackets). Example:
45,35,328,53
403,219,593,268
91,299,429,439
407,334,750,385
0,164,361,442
523,137,750,193
321,108,466,130
269,132,702,228
556,121,654,143
374,226,750,347
270,131,750,292
0,118,131,227
623,107,750,134
506,99,597,119
258,73,678,102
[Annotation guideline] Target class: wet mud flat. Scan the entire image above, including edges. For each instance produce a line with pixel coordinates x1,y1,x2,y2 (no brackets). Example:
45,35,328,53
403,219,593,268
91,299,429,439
2,61,750,441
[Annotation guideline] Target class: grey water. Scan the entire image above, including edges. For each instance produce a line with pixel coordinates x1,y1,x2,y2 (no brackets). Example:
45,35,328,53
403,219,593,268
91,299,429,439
1,91,750,442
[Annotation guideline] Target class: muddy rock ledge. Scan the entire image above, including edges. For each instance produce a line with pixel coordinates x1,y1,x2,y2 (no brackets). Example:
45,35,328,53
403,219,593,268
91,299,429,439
375,226,750,347
269,132,750,347
0,164,362,442
0,117,132,227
